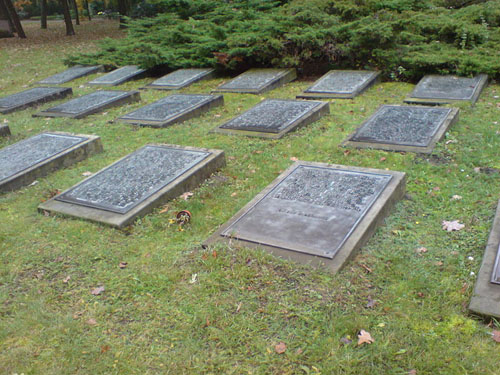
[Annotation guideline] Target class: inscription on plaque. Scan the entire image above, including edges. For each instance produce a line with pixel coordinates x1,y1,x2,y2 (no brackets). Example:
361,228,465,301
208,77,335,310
214,68,296,94
147,68,214,89
301,70,379,98
351,105,452,147
38,65,102,85
0,87,72,114
219,99,324,134
0,133,87,183
88,65,146,86
221,165,392,259
56,145,210,214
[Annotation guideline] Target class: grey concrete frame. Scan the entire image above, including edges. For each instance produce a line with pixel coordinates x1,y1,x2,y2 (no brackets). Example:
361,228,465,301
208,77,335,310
38,144,226,228
33,91,141,119
203,161,406,274
143,69,216,90
117,94,224,128
212,100,329,139
0,124,10,137
469,200,500,319
404,74,488,106
212,68,297,95
296,70,381,99
341,105,460,154
0,87,73,114
0,132,102,193
87,66,147,86
36,65,104,85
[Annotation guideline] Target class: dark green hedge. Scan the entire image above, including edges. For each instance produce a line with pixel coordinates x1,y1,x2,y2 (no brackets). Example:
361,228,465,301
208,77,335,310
67,0,500,80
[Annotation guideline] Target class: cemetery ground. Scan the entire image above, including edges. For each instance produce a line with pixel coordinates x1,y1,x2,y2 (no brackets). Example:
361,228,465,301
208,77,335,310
1,20,500,375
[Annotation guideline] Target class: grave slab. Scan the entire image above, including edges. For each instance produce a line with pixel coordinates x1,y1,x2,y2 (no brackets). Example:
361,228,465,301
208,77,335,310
37,65,104,85
204,162,405,273
0,124,10,137
144,68,215,90
342,105,459,153
213,68,296,94
469,201,500,319
39,144,225,227
297,70,381,99
118,94,223,128
0,132,102,192
405,74,488,105
34,90,140,119
0,87,73,114
87,65,147,86
214,99,329,139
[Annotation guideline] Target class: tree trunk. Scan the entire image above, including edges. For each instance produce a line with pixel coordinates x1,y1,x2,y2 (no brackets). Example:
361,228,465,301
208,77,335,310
3,0,26,38
0,0,15,34
117,0,128,29
84,0,91,21
40,0,47,29
60,0,75,35
71,0,80,25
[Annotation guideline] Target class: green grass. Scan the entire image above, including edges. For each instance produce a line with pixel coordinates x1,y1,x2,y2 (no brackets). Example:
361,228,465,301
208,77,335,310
1,20,500,375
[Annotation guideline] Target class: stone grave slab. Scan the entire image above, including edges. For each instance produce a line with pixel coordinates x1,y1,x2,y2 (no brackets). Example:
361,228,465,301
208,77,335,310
469,201,500,318
39,144,225,227
342,105,459,153
144,68,215,90
213,68,296,94
0,87,73,114
204,162,405,273
297,70,381,99
88,65,147,86
0,124,10,137
118,94,223,128
405,74,488,105
34,90,140,119
0,132,102,192
37,65,104,85
214,99,329,139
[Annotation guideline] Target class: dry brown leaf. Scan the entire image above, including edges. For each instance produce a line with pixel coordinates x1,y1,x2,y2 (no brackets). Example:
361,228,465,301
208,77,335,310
91,286,105,295
100,345,110,353
442,220,465,232
492,330,500,343
408,370,417,375
86,318,97,326
119,262,128,269
275,342,287,354
290,157,299,162
63,276,71,283
379,157,386,162
357,330,374,345
416,247,428,254
159,204,169,214
451,195,462,201
82,171,93,177
180,192,194,200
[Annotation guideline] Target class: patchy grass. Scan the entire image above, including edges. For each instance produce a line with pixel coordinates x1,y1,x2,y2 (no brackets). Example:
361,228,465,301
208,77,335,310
1,20,500,375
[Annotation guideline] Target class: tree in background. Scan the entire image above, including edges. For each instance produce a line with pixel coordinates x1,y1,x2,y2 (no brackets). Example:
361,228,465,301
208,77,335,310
1,0,26,37
60,0,74,35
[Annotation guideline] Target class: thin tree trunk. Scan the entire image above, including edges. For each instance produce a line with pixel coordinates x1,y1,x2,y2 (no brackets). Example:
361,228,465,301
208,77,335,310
3,0,26,38
0,0,15,33
84,0,91,21
60,0,75,35
71,0,80,25
40,0,47,29
117,0,128,28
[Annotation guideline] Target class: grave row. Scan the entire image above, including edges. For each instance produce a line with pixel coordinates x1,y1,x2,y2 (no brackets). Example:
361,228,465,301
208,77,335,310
0,66,496,320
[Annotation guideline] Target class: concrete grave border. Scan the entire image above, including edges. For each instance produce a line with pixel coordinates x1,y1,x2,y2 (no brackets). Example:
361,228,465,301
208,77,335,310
39,144,225,228
0,87,73,114
37,65,104,85
204,161,406,274
144,68,215,90
212,68,297,95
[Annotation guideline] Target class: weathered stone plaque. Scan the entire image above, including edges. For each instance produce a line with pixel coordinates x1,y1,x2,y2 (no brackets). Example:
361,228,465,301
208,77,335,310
88,65,146,86
0,124,10,137
342,105,459,153
405,74,488,105
213,68,296,94
0,87,73,114
39,144,225,227
0,132,102,192
37,65,103,85
214,99,329,139
204,162,405,272
34,90,140,119
118,94,223,128
469,201,500,318
297,70,380,99
145,68,215,90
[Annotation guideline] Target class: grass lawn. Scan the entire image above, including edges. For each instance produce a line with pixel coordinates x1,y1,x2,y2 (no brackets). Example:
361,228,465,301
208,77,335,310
1,19,500,375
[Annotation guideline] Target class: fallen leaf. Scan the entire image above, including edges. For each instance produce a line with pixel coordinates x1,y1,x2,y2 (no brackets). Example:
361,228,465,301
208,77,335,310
100,345,110,353
416,247,428,254
91,286,105,295
474,167,481,173
73,311,83,319
408,370,417,375
180,192,194,200
451,195,462,201
366,297,376,308
380,157,386,162
492,330,500,343
435,261,444,266
82,171,93,176
357,330,374,345
190,274,198,284
231,192,238,197
275,342,287,354
86,318,97,326
296,348,303,354
119,262,128,269
343,150,351,156
236,302,242,313
290,157,299,162
442,220,465,232
159,205,169,214
63,276,71,283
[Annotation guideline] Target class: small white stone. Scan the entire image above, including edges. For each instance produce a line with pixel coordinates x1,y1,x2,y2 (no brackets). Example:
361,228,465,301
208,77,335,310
470,271,475,276
468,256,474,261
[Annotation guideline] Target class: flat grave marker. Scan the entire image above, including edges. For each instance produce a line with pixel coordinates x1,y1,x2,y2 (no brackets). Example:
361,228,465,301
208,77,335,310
39,144,225,227
214,99,329,139
0,124,10,137
405,74,488,105
469,201,500,318
37,65,103,85
117,94,223,128
204,162,405,273
213,68,296,94
0,132,102,192
145,68,215,90
34,90,140,119
297,70,380,99
342,105,459,153
88,65,146,86
0,87,72,114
